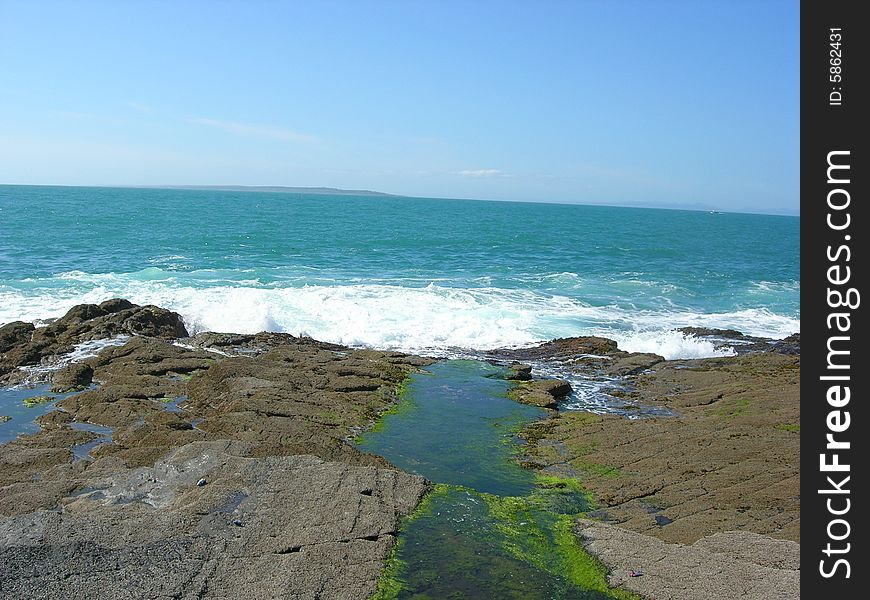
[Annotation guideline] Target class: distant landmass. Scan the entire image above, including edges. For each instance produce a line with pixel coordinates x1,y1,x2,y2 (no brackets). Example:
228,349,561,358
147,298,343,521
147,185,396,197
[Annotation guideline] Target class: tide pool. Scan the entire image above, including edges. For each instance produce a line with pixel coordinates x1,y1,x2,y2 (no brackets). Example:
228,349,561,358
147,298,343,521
358,361,636,599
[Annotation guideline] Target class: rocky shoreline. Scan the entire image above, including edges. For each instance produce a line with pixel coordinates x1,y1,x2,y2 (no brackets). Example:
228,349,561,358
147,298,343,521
0,301,799,599
1,301,431,599
503,335,801,599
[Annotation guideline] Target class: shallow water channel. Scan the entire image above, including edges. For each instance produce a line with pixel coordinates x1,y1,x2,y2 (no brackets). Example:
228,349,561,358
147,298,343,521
0,384,78,444
357,360,633,600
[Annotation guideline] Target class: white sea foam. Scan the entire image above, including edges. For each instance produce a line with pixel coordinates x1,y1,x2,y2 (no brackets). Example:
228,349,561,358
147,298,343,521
610,330,735,359
16,336,129,384
749,280,801,294
0,277,800,360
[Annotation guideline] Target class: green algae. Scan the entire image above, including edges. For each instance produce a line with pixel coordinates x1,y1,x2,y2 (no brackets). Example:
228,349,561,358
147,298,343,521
505,384,528,402
371,537,407,600
361,361,638,599
373,479,637,600
551,516,638,600
355,375,419,444
713,396,750,419
22,395,55,408
535,474,591,496
2,384,86,444
393,376,412,397
775,423,800,432
480,474,623,595
371,483,451,600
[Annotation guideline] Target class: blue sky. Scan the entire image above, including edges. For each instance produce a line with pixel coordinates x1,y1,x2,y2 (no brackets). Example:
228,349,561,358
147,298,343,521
0,1,799,214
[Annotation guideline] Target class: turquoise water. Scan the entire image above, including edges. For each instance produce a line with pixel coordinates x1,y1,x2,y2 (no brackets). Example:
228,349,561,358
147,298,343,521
0,185,799,358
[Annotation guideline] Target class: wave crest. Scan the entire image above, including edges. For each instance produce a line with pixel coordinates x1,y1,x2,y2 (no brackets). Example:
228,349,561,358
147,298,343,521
0,275,799,360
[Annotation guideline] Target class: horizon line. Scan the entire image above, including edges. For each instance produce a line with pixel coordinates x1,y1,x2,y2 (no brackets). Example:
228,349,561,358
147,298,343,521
0,182,800,218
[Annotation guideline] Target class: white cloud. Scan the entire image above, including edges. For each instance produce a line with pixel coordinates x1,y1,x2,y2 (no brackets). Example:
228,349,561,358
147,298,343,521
190,117,319,143
456,169,506,177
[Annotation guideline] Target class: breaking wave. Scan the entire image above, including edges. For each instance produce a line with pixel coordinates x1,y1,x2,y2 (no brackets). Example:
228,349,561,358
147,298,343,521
0,269,800,360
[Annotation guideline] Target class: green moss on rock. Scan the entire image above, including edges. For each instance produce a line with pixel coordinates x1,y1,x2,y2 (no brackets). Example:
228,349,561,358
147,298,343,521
369,538,406,600
477,475,639,599
775,423,800,432
713,396,750,419
577,462,622,479
23,395,55,408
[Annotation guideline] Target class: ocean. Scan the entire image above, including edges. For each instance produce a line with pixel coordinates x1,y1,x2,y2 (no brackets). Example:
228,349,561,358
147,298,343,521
0,185,799,360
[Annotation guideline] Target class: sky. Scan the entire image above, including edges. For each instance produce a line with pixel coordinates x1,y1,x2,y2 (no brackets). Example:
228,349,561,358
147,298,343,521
0,1,799,215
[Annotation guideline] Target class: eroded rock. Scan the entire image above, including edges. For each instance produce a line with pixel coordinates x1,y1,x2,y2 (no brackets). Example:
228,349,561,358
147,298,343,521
510,379,573,409
0,301,189,385
576,519,799,600
488,336,664,377
51,363,94,393
0,321,35,353
2,302,436,598
506,363,532,381
521,352,800,544
0,441,428,600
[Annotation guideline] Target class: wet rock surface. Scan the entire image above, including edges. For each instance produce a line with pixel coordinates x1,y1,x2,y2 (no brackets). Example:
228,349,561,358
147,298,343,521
510,378,572,409
50,363,94,392
505,362,532,381
489,336,665,378
0,300,188,386
1,301,433,598
677,327,800,356
0,321,35,354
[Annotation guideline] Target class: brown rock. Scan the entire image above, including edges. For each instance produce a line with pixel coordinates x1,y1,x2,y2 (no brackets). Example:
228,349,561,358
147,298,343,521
1,301,190,387
510,379,572,409
521,352,800,544
492,336,621,361
506,363,532,380
676,327,749,340
0,322,34,353
55,303,107,325
772,333,800,355
51,363,94,392
186,331,346,355
0,441,428,599
98,298,136,314
1,301,441,599
601,353,664,377
577,520,799,600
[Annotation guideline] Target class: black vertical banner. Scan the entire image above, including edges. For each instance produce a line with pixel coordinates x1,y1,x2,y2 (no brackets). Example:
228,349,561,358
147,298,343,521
802,0,867,596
